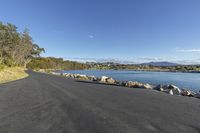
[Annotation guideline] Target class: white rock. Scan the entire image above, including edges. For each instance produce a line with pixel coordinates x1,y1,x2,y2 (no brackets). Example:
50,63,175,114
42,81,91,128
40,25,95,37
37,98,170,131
87,75,96,81
79,74,87,78
65,74,70,77
166,85,182,95
51,72,61,75
163,89,174,95
106,78,116,84
169,90,174,95
143,83,153,89
100,76,109,82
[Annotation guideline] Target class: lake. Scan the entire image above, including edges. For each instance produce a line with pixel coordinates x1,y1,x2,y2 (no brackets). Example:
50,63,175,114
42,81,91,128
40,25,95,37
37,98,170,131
61,70,200,92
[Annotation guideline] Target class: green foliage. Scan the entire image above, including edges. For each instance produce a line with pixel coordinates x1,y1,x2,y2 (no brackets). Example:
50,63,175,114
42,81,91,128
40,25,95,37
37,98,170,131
89,63,200,72
27,57,89,70
0,22,44,67
0,64,5,70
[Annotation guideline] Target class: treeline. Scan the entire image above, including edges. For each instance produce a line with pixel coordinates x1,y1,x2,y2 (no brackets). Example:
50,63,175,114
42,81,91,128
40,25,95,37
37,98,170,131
0,22,44,67
89,63,200,72
89,63,163,70
27,57,89,70
165,65,200,72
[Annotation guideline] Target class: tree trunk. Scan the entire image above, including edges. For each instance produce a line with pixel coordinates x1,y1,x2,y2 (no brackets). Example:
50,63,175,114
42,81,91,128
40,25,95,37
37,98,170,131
23,58,31,68
0,52,3,64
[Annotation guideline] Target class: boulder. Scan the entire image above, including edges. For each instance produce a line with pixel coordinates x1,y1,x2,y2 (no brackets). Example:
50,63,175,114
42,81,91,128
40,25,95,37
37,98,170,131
162,85,182,95
168,85,179,89
87,75,97,81
162,85,168,90
143,83,153,89
64,74,71,78
106,77,116,84
76,74,89,80
168,85,182,95
172,89,181,95
70,74,75,78
92,77,98,82
169,89,174,95
118,81,127,86
51,72,61,75
125,81,144,88
163,89,173,95
181,89,195,97
181,89,190,96
126,81,136,88
96,77,101,82
100,76,109,82
154,84,164,91
74,74,80,78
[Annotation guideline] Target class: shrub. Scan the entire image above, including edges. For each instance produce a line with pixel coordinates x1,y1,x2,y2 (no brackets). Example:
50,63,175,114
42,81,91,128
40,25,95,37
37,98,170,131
0,64,5,71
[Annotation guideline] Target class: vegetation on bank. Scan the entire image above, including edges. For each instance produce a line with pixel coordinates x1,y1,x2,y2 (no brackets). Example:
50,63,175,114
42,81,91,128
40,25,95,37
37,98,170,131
88,63,200,72
27,57,89,70
0,22,45,83
0,67,28,83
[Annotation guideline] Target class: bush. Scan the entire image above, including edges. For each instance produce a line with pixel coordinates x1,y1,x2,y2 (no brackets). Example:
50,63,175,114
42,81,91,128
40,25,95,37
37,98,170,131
34,67,40,71
0,64,5,71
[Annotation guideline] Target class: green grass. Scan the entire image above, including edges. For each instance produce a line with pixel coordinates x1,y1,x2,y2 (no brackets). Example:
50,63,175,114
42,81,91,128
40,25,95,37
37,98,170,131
0,67,28,84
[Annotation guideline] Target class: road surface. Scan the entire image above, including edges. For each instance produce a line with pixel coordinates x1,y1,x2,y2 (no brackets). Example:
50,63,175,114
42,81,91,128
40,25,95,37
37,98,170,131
0,71,199,133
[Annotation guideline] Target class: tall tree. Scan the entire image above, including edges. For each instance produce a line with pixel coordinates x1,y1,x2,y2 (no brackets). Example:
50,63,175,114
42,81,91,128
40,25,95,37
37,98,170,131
0,22,44,67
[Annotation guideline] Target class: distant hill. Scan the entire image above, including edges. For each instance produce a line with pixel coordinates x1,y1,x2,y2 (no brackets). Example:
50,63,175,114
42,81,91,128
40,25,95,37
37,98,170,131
140,62,180,67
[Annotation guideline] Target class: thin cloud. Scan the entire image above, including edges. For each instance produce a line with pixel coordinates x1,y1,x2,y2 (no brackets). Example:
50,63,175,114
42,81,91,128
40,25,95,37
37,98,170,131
138,57,164,61
174,60,200,65
88,35,94,39
62,57,200,65
176,49,200,53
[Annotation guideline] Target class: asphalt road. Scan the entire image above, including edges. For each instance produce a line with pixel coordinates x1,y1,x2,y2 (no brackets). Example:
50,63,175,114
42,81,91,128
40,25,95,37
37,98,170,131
0,71,200,133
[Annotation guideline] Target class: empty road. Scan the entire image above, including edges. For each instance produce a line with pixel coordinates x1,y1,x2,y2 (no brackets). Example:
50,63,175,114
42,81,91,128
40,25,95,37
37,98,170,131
0,71,199,133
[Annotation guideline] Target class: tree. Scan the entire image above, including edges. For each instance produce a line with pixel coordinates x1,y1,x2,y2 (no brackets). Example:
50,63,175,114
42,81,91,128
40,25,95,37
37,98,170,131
0,22,44,67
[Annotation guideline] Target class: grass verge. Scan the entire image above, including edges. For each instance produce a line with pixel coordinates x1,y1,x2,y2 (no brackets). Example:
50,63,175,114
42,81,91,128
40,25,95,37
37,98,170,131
0,67,28,84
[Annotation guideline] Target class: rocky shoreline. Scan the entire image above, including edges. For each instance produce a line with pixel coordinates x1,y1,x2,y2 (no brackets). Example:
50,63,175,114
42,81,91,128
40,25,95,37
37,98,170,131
50,72,200,100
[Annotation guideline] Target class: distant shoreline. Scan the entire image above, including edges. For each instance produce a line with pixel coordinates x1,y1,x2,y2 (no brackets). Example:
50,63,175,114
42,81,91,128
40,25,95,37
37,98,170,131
113,69,200,74
65,68,200,74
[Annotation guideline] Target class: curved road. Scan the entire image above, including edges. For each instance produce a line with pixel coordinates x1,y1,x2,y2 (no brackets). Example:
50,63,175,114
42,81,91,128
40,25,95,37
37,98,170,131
0,71,199,133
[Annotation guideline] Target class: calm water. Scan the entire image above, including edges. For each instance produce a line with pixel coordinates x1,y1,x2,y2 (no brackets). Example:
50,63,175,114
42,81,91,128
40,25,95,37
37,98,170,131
61,70,200,92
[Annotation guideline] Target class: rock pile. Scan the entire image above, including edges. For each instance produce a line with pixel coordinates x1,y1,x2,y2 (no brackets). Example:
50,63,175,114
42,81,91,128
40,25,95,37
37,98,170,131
153,84,199,98
50,72,200,99
100,76,116,84
125,81,153,89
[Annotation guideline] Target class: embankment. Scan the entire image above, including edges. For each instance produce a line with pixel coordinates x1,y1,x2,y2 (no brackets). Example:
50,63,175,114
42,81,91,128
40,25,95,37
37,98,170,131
0,67,28,83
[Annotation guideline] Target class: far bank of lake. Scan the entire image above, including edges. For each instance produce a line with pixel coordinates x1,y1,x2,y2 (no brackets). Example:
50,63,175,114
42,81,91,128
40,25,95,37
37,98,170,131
60,70,200,92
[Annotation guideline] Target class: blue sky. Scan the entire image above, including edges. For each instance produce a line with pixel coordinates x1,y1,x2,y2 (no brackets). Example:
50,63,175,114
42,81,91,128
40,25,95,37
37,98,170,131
0,0,200,64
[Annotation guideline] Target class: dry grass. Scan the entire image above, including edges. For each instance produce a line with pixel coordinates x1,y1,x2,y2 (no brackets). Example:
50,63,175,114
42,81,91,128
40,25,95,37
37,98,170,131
0,67,28,84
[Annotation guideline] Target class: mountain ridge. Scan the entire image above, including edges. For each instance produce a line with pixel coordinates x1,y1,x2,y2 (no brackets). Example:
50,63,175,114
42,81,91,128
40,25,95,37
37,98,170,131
140,61,180,67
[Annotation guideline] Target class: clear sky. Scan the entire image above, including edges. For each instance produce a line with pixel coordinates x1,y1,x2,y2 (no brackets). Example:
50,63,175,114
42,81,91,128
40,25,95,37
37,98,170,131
0,0,200,64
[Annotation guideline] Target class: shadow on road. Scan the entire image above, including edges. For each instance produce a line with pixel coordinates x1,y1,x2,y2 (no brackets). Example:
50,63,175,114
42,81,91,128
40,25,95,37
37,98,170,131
75,80,125,87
